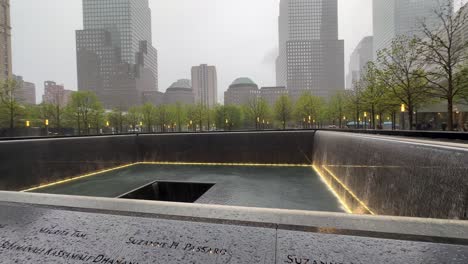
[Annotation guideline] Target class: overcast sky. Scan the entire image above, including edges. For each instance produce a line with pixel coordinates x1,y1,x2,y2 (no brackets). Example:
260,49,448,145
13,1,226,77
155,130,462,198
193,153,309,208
12,0,373,103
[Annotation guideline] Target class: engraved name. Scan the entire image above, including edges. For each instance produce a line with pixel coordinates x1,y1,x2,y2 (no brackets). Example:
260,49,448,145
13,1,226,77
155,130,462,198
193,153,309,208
39,225,87,239
285,255,356,264
126,237,228,256
0,240,139,264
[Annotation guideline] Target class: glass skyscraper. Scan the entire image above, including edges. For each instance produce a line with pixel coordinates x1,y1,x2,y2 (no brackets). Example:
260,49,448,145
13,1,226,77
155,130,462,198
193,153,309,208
373,0,453,59
76,0,158,109
276,0,345,99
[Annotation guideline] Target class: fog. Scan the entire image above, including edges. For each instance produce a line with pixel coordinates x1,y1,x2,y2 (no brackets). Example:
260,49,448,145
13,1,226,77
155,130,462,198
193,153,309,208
12,0,374,103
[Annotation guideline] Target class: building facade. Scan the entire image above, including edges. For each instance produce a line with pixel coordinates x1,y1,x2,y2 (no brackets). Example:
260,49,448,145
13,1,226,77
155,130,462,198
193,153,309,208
164,79,195,105
42,81,73,107
13,75,36,105
347,36,373,89
76,0,158,109
260,86,289,106
276,0,344,98
0,0,11,80
373,0,453,59
191,64,217,108
224,78,259,106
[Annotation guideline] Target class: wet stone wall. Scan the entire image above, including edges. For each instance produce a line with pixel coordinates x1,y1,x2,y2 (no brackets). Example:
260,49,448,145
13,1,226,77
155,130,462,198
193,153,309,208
312,131,468,220
0,131,316,191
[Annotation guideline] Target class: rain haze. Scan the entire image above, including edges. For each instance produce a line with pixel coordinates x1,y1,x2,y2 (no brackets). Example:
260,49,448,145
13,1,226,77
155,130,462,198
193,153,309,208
12,0,464,104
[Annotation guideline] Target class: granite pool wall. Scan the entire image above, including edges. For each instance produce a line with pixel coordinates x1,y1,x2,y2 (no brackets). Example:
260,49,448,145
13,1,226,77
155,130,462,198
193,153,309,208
312,131,468,220
0,131,315,191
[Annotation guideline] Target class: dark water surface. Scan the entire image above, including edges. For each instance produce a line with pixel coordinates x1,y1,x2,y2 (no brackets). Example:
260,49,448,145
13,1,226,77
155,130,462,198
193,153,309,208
32,164,344,213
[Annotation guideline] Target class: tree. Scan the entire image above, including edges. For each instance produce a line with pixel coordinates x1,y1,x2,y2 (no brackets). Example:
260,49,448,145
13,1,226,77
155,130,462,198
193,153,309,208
67,91,102,135
346,81,365,129
214,104,242,131
360,62,391,129
89,103,105,134
327,91,347,128
419,2,468,130
108,106,126,133
0,79,22,133
155,104,172,132
140,103,156,133
169,102,186,132
187,103,207,131
378,36,429,130
126,106,141,132
294,92,323,128
274,95,293,129
245,97,270,130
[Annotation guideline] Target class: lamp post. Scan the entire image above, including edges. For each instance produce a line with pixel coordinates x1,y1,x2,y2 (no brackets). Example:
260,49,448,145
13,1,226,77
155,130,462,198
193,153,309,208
401,104,406,130
343,116,346,129
363,112,368,130
45,119,49,136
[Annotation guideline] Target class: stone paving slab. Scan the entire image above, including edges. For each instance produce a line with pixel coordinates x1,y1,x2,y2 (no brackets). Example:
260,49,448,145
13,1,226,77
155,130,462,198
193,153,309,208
0,204,276,264
277,229,468,264
0,201,468,264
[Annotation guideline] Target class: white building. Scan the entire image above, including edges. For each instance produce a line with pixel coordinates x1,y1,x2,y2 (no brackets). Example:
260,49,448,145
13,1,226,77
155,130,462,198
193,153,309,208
373,0,453,59
191,64,217,108
347,36,373,89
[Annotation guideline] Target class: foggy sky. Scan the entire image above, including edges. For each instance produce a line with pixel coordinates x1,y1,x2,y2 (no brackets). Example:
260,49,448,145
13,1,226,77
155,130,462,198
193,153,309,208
12,0,374,103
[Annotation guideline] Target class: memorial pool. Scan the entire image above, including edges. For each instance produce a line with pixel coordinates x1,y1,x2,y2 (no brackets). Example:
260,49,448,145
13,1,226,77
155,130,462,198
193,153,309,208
29,164,345,213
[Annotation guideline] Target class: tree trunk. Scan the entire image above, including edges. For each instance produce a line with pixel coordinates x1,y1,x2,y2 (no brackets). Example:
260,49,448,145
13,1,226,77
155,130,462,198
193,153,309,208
447,97,454,131
408,105,414,131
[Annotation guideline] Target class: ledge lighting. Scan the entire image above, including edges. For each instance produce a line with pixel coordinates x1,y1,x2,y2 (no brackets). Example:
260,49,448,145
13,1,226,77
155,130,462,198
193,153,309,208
21,163,138,192
21,162,312,192
313,165,375,215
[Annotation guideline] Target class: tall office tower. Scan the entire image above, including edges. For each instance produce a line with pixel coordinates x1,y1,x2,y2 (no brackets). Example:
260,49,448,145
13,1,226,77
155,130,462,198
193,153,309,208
76,0,158,109
0,0,12,80
347,36,373,89
276,0,345,99
42,81,73,107
373,0,453,59
191,64,218,108
13,75,36,105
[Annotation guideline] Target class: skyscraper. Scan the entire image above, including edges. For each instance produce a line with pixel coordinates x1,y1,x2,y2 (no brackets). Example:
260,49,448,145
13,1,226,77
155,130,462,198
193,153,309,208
0,0,12,80
276,0,345,99
76,0,158,109
373,0,453,59
191,64,217,108
347,36,373,89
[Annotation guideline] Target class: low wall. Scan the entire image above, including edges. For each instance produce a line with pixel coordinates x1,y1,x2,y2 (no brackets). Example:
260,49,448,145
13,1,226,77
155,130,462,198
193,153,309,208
0,131,316,191
0,135,138,191
313,131,468,220
137,131,315,164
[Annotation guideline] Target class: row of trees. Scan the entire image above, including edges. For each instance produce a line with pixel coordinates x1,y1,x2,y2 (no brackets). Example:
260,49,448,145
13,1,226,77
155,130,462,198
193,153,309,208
350,2,468,130
0,84,335,135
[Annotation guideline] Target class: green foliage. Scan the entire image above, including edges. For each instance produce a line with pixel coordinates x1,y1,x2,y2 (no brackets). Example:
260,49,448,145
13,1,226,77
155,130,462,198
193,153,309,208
274,95,293,129
378,36,429,129
327,91,347,127
294,92,324,127
65,90,103,135
244,97,270,130
214,104,243,131
0,79,23,130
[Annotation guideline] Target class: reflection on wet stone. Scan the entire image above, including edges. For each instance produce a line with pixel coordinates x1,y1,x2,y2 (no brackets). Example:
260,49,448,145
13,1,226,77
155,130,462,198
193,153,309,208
0,204,275,263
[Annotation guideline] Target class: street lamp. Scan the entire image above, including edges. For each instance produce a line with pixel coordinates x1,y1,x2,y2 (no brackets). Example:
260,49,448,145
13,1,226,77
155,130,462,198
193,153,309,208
26,121,30,128
401,104,406,130
363,112,368,130
45,119,49,136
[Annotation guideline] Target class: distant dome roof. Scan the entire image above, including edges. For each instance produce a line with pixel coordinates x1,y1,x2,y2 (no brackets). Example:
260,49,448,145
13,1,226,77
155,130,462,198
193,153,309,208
231,77,256,86
169,79,191,89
